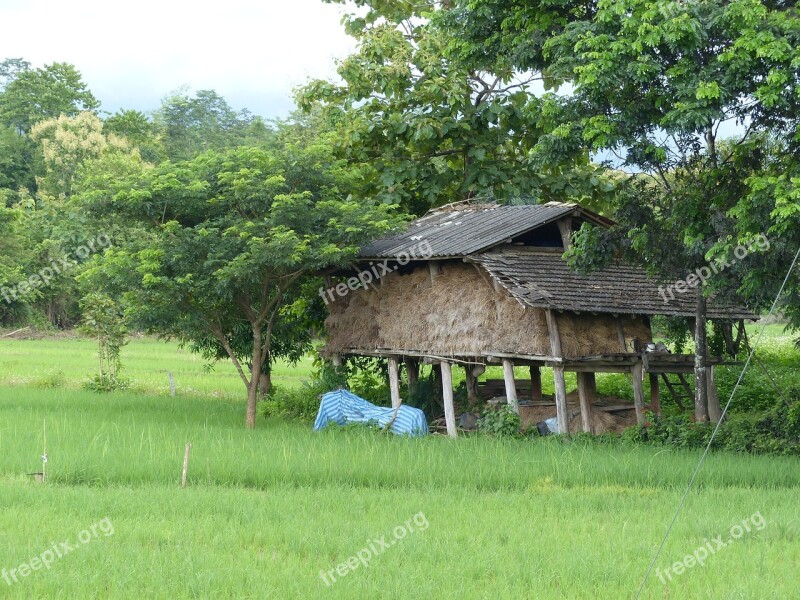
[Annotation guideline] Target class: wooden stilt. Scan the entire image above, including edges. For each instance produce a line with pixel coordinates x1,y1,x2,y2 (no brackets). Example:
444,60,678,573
708,365,722,423
553,366,569,435
631,362,646,424
546,309,569,435
388,356,401,409
529,366,542,401
577,372,594,433
404,357,419,398
502,359,519,414
440,361,457,438
649,373,661,416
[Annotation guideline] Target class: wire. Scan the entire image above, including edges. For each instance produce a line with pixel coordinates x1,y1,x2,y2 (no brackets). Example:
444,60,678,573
636,246,800,599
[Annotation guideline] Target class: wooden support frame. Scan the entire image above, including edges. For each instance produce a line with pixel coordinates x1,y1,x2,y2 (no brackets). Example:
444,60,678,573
502,359,519,414
388,356,401,409
631,362,646,425
529,366,542,402
649,373,661,416
708,365,722,423
576,372,595,433
546,309,569,434
440,361,457,438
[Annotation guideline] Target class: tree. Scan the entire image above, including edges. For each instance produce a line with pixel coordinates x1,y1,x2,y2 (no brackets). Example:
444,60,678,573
103,109,165,163
154,88,273,161
79,143,398,427
450,0,800,420
299,0,613,215
0,62,99,133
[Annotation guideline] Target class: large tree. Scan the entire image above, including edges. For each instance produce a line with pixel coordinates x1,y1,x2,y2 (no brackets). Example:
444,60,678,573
448,0,800,420
299,0,613,215
79,142,398,427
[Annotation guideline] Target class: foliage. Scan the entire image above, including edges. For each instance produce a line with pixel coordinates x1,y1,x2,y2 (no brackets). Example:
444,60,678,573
300,0,614,214
478,404,521,437
0,62,99,133
77,292,128,389
259,384,321,423
77,142,399,426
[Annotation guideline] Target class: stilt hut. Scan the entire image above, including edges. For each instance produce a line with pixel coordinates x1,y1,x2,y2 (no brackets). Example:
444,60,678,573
321,201,754,437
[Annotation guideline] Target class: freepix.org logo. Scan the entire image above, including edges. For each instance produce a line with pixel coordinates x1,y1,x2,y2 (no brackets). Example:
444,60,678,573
319,239,433,305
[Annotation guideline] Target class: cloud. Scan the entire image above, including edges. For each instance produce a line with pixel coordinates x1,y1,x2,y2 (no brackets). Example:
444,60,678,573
0,0,355,117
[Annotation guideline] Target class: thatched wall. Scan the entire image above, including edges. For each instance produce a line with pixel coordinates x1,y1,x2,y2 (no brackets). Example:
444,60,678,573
323,262,651,358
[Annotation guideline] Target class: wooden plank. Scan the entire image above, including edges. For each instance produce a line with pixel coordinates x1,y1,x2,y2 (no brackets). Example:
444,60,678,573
388,356,401,409
576,372,594,434
545,309,563,358
708,365,722,423
553,366,569,435
502,359,520,414
615,318,627,352
631,362,646,424
529,366,542,401
649,373,661,416
440,361,457,438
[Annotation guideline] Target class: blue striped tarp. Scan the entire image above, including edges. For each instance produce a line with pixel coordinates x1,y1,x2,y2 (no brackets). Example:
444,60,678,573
313,389,429,436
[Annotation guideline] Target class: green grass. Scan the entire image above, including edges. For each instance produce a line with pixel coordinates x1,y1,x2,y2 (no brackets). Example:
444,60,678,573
0,331,798,598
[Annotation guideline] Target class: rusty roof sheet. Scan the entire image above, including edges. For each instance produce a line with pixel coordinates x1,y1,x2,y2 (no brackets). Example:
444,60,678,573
359,202,579,259
470,248,757,320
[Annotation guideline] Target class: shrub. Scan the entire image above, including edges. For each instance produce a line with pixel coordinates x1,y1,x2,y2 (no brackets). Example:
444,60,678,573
259,384,320,423
478,405,521,437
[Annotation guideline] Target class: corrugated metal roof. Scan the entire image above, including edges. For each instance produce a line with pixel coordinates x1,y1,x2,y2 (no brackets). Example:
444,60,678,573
358,203,579,259
470,248,756,320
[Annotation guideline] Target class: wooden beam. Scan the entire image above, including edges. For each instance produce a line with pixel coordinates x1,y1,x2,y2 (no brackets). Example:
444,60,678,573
502,359,519,414
404,357,419,398
576,372,594,433
553,366,569,435
649,373,661,416
615,318,627,352
440,361,457,438
429,261,440,283
631,362,646,424
388,356,401,409
708,365,722,423
529,366,542,402
546,309,568,435
557,218,573,251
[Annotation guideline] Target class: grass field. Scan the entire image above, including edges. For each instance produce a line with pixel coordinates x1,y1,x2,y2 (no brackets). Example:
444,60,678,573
0,332,798,598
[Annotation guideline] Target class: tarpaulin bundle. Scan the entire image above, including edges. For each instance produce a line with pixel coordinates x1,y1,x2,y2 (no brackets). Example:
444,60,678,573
313,389,429,436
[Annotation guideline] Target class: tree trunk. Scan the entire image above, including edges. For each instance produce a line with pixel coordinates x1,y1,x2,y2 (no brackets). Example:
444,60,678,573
258,369,272,398
694,294,710,423
246,324,264,429
404,357,419,398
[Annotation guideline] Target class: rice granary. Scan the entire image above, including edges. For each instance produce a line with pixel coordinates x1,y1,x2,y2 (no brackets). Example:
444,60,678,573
321,201,755,437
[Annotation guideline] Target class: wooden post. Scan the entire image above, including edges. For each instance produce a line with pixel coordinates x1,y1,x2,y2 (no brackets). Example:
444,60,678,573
615,317,627,352
502,359,519,414
168,372,176,397
546,309,568,435
529,366,542,401
631,363,646,425
649,373,661,416
440,361,457,438
576,372,594,434
429,262,440,283
404,357,419,398
557,218,573,251
388,356,401,409
708,365,722,423
181,443,192,488
465,365,480,408
553,367,569,435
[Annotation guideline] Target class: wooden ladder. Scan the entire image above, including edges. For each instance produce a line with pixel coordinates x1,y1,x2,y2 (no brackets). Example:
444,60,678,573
659,373,694,411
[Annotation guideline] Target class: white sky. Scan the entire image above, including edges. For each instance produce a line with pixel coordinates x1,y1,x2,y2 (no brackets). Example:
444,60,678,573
0,0,356,119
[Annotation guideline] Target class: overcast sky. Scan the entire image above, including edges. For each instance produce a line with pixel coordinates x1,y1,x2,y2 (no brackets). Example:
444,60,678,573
0,0,355,119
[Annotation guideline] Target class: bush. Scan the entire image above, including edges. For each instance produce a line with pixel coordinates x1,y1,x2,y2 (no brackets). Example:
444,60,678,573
622,400,800,457
82,374,130,393
259,384,320,423
478,405,521,437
